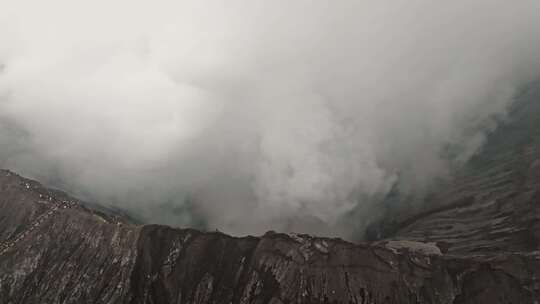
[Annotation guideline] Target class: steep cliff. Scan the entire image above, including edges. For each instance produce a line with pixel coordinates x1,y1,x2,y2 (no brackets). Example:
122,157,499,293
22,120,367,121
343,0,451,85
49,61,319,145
0,167,539,303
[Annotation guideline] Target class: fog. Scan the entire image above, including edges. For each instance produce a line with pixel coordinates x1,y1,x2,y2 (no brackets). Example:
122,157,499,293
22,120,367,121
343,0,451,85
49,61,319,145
1,0,540,238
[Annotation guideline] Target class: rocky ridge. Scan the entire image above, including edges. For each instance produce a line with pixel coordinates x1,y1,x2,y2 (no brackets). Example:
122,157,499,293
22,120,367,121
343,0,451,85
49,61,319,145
0,168,539,303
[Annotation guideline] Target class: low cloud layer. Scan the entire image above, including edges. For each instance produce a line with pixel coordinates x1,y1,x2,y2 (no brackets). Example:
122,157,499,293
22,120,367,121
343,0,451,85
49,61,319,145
1,0,540,238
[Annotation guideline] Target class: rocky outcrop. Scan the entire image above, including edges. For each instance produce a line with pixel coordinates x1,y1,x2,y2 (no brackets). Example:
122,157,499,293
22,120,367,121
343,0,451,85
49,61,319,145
1,169,540,303
0,170,138,303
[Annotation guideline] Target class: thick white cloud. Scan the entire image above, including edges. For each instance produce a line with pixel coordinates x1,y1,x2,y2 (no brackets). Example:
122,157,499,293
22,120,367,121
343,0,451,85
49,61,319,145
1,0,540,238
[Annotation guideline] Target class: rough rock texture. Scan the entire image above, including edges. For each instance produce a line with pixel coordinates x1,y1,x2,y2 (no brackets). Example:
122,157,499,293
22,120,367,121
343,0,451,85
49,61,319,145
1,84,540,303
1,168,540,303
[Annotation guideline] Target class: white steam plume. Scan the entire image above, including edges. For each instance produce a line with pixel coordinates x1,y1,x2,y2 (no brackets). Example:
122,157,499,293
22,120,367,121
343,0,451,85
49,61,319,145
1,0,540,238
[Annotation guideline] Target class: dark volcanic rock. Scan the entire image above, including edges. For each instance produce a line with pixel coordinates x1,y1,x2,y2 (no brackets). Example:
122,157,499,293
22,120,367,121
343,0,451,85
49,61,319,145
1,169,540,303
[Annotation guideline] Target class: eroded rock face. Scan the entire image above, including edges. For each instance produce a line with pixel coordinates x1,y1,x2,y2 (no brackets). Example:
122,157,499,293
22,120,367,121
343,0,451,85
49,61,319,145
1,169,540,303
0,170,139,303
